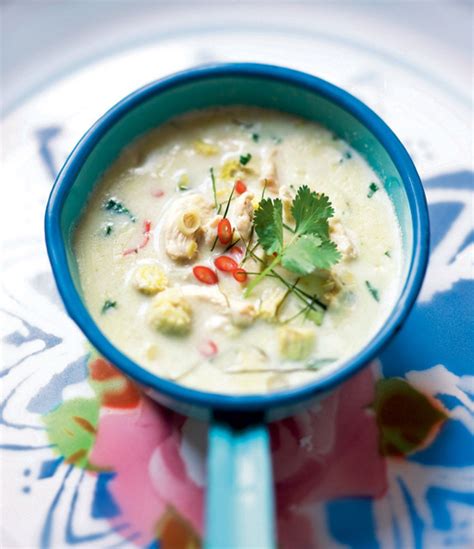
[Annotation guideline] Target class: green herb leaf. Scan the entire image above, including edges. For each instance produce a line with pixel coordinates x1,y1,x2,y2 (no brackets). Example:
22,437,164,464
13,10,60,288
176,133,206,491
239,153,252,166
101,300,117,314
104,222,113,236
365,280,380,301
282,235,340,274
254,198,283,254
103,198,136,221
291,185,334,238
252,133,259,143
368,182,379,198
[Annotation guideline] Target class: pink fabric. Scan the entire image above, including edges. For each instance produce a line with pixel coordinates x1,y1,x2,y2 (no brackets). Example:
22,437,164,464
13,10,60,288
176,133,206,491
89,364,386,547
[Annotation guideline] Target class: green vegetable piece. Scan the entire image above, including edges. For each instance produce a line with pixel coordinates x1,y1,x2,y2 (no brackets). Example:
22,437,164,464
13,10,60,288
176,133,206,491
385,250,391,258
365,280,380,302
305,306,324,326
278,326,315,361
177,182,189,191
252,133,260,143
291,185,334,238
239,153,252,166
368,182,379,198
103,197,136,221
102,300,117,314
104,222,113,236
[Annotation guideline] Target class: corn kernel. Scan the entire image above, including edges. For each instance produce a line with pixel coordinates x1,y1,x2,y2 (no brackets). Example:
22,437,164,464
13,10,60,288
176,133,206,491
194,140,219,156
148,288,192,335
185,240,198,259
133,265,168,295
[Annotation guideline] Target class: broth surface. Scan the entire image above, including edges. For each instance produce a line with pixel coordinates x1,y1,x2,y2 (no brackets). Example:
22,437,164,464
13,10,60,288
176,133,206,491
74,107,402,394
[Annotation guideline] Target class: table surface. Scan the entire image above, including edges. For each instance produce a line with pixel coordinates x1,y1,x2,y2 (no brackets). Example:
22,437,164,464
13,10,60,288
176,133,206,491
1,2,473,547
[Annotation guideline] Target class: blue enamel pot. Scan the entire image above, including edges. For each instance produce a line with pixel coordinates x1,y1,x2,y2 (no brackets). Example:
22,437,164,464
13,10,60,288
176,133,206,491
45,63,429,548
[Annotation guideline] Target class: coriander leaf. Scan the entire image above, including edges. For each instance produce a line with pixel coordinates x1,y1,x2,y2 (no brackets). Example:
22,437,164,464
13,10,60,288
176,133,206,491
239,153,252,165
367,182,379,198
252,133,259,142
282,235,340,274
101,299,117,314
103,197,136,222
291,185,334,238
254,198,283,254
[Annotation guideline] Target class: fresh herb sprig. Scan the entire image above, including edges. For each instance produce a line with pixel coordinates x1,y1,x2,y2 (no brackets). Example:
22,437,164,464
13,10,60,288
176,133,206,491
245,185,341,295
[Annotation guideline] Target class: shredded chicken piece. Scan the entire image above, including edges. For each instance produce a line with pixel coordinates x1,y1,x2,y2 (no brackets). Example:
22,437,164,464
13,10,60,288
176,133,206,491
329,218,358,260
321,271,342,304
260,147,279,192
164,194,213,261
229,299,258,327
180,284,228,308
180,284,258,327
259,286,287,321
279,185,295,222
231,191,254,241
225,347,268,372
202,214,223,246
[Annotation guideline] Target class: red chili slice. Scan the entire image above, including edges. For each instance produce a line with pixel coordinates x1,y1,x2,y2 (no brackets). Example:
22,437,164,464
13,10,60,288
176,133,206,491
217,218,233,245
214,256,238,272
235,179,247,194
199,340,218,358
233,268,248,283
230,246,244,256
193,266,218,285
152,189,164,198
123,220,152,256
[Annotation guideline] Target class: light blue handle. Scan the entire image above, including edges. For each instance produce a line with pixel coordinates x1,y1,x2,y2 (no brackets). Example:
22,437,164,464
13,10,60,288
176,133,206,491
206,421,276,549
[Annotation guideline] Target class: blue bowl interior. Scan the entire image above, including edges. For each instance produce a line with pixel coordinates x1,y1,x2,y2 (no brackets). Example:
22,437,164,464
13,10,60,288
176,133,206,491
48,65,427,419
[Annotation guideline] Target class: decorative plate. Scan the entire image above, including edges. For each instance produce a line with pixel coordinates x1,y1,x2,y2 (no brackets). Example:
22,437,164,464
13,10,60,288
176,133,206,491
1,6,472,548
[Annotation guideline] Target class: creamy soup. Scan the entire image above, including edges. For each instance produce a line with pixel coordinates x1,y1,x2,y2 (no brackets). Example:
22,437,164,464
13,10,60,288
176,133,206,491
74,107,402,394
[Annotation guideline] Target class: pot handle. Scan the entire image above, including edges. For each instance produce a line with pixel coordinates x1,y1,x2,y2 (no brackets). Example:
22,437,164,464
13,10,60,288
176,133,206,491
206,420,276,548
